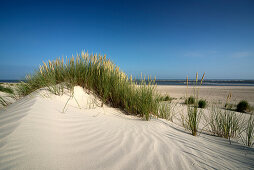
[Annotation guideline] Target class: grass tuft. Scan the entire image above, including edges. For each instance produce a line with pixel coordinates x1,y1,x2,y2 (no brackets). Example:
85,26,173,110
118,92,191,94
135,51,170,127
0,96,10,106
159,95,172,102
198,99,207,108
236,100,250,113
207,106,242,144
185,96,195,105
182,72,205,136
17,51,160,120
241,114,254,147
0,84,14,94
158,102,176,121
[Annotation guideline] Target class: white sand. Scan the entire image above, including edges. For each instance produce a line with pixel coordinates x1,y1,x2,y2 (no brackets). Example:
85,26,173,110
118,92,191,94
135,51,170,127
157,85,254,106
0,86,254,169
0,92,16,109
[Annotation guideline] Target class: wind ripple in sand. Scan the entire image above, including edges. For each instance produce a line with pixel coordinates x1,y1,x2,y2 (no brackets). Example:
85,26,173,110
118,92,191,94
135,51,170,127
0,90,254,170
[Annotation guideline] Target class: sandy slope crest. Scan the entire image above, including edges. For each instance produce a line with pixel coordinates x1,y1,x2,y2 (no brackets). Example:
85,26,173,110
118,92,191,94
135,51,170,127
0,86,254,170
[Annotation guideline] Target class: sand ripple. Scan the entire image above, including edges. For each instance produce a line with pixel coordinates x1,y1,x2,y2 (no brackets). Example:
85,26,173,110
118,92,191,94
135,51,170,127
0,90,254,169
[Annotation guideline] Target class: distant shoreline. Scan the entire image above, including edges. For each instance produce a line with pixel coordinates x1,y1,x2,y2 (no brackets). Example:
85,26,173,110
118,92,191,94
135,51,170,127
1,79,254,86
154,80,254,86
152,79,254,86
0,80,22,83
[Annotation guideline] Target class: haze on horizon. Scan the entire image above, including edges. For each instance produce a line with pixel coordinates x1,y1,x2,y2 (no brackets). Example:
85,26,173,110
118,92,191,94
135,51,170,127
0,0,254,80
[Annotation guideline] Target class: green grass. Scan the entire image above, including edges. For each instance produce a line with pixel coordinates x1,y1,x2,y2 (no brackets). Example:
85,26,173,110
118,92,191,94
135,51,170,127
240,114,254,147
185,96,195,105
182,105,202,136
0,84,17,107
198,99,207,108
159,95,172,102
0,96,10,106
182,72,205,136
0,84,14,94
224,103,235,110
236,100,250,113
207,106,242,143
158,102,176,121
17,52,160,120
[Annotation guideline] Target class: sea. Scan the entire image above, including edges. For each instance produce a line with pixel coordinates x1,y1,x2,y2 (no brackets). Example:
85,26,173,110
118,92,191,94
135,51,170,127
1,79,254,86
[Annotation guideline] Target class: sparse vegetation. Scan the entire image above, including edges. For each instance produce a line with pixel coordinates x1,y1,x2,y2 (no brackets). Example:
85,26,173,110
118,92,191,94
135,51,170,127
182,104,203,136
17,51,160,120
158,102,175,121
237,100,250,113
0,96,10,106
159,95,172,102
0,84,14,94
0,84,17,108
185,96,195,105
240,114,254,147
225,103,235,110
198,99,207,108
182,72,205,136
207,106,242,144
164,95,171,101
6,51,253,147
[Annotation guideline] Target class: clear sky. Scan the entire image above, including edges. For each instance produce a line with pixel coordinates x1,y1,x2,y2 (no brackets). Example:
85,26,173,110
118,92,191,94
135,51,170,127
0,0,254,80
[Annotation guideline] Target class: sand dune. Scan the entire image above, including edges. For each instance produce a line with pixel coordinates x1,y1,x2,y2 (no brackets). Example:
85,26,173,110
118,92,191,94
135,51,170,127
0,87,254,169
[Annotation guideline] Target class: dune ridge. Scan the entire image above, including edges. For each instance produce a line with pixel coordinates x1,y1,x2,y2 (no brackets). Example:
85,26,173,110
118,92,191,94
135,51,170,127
0,87,254,170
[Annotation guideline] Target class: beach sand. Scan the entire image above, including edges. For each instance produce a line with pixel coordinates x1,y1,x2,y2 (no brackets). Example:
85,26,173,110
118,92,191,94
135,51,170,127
0,86,254,169
157,85,254,106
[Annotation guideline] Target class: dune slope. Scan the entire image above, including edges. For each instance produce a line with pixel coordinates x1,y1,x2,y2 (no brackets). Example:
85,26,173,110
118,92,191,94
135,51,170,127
0,87,254,170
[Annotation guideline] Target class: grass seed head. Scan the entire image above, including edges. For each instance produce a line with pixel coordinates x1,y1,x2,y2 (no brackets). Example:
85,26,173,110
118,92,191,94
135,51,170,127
200,72,205,85
196,72,198,84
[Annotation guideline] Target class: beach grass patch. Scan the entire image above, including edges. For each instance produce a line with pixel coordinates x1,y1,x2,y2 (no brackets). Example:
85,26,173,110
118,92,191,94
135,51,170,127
207,106,242,143
17,51,160,120
158,102,176,121
198,99,207,108
0,84,14,94
237,100,250,113
185,96,195,105
182,72,205,136
240,114,254,147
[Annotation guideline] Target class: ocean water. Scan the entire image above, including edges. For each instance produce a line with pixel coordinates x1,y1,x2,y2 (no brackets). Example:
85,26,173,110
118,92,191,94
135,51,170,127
1,79,254,86
0,80,22,83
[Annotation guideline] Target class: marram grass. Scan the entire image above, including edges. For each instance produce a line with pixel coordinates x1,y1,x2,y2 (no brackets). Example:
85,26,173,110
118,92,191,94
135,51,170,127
182,72,205,136
207,106,242,144
17,51,159,120
241,114,254,147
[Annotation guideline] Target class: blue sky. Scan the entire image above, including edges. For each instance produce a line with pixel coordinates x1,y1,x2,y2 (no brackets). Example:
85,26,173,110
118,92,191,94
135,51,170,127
0,0,254,80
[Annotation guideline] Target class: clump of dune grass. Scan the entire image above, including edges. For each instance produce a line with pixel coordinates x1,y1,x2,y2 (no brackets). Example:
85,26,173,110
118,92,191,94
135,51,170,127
198,99,207,108
158,102,176,121
207,106,242,144
185,96,195,105
240,114,254,147
0,96,10,106
0,84,14,94
159,95,172,102
225,103,235,110
224,92,238,110
164,95,171,101
17,51,159,120
237,100,250,113
182,72,205,136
